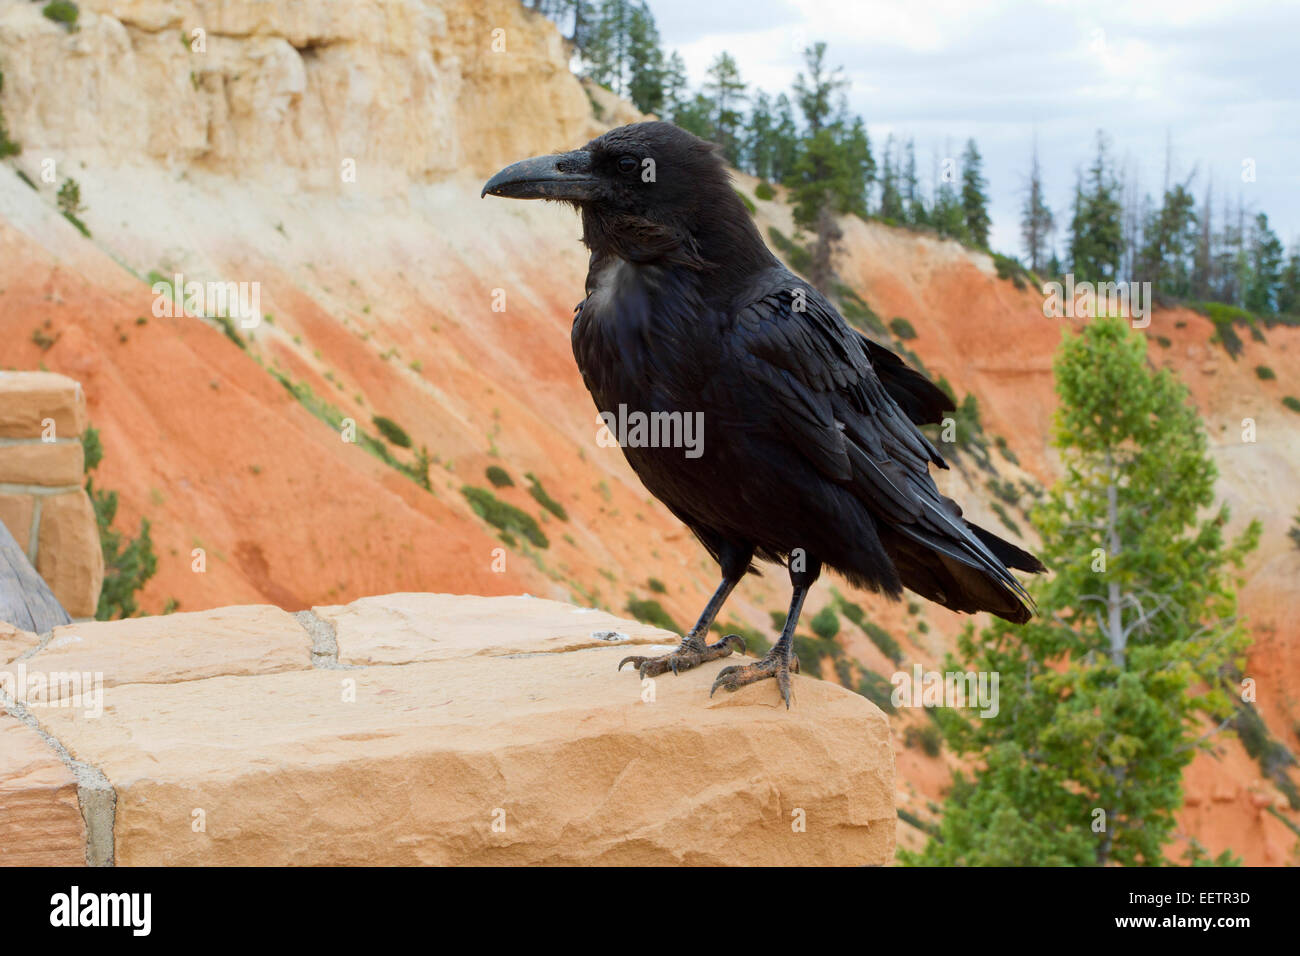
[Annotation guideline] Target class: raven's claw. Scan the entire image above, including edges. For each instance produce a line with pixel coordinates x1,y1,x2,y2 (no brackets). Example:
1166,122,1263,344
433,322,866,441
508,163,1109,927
710,649,801,708
618,633,745,679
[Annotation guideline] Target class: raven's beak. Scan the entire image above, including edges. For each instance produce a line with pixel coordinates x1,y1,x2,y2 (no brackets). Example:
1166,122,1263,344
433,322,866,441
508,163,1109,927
481,150,598,201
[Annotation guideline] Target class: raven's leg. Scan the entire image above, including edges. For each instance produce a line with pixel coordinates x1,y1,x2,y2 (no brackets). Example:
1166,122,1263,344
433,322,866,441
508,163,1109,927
617,542,752,680
710,556,821,708
617,574,745,678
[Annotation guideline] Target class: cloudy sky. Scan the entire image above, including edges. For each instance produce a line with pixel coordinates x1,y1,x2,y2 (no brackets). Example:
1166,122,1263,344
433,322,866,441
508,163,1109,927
648,0,1299,258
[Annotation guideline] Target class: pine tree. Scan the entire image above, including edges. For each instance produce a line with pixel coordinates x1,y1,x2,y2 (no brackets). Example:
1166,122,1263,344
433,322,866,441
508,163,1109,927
769,94,800,184
1191,178,1214,301
903,138,927,227
745,90,776,181
625,1,665,115
1021,139,1054,273
925,141,965,241
791,42,846,134
878,135,904,222
586,0,634,96
1069,131,1124,283
702,51,747,165
1137,181,1198,299
1244,212,1284,314
1278,245,1300,316
960,138,991,248
842,116,875,216
661,50,688,120
905,317,1259,866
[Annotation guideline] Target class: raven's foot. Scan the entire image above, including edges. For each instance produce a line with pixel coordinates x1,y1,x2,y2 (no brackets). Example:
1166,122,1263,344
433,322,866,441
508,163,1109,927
710,648,801,708
618,633,745,679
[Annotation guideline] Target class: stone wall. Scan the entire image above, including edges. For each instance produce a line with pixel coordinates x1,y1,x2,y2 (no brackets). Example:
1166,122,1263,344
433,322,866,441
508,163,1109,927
0,372,103,619
0,593,897,866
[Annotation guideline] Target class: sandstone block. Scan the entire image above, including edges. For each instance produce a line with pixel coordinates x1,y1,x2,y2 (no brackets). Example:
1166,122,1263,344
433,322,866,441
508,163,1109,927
0,494,35,555
35,491,104,619
0,372,86,440
31,595,896,866
0,714,87,866
0,442,84,487
29,604,314,698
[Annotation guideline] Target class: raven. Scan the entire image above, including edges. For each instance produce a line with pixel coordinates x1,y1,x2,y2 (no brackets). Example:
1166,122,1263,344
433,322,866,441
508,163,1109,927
483,122,1043,706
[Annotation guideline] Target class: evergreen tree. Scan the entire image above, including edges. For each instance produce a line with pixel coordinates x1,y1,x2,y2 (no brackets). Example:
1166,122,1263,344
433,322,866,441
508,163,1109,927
586,0,634,96
878,135,905,222
1244,212,1284,314
1278,245,1300,316
791,42,846,134
786,127,854,227
960,138,991,248
661,50,689,120
1069,131,1124,283
1137,182,1198,299
1021,139,1054,273
702,51,747,165
906,317,1259,866
672,92,715,142
625,2,666,115
769,93,800,183
1191,179,1214,301
903,138,927,226
745,91,776,181
930,148,972,243
842,116,876,215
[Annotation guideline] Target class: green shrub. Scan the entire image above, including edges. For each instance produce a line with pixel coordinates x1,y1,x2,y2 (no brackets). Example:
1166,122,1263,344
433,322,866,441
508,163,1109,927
986,476,1020,505
83,427,157,619
56,178,90,236
42,2,79,29
767,227,812,275
863,620,902,664
647,577,666,594
810,605,840,641
1194,301,1258,359
994,435,1020,466
992,252,1030,290
990,500,1021,535
735,189,756,214
1155,335,1171,348
460,485,548,548
1256,365,1276,381
754,181,774,201
1284,396,1300,414
525,472,568,520
834,284,887,335
769,610,787,633
836,594,865,628
889,317,917,340
371,415,412,448
485,465,513,488
624,597,680,634
0,70,20,158
904,722,943,757
857,670,896,713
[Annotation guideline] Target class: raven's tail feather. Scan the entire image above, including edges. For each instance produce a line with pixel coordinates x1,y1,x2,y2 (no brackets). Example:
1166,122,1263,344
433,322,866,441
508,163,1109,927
878,501,1044,624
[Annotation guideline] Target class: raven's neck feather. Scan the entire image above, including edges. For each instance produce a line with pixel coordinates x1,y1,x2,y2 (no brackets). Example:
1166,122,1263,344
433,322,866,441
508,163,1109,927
581,189,778,309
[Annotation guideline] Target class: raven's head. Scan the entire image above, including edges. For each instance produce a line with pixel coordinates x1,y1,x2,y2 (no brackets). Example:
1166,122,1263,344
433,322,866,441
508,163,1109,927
482,121,771,274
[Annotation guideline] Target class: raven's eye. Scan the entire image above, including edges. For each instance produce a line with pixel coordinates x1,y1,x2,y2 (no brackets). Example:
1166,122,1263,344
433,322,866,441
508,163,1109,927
617,155,639,175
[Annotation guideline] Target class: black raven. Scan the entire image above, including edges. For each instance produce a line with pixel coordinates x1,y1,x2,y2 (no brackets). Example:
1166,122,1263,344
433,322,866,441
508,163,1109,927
483,121,1043,706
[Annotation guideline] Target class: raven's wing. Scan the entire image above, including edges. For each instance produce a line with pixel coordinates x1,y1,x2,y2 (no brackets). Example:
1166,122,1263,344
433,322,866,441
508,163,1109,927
858,336,954,426
728,271,1041,620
